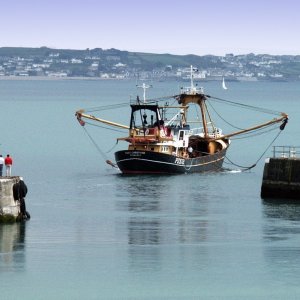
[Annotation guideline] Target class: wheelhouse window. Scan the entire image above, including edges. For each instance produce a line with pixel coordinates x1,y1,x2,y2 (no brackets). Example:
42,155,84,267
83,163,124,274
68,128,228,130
130,105,161,129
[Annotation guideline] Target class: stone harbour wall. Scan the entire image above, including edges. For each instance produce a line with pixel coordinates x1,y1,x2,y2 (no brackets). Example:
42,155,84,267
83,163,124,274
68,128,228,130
0,177,22,222
261,158,300,200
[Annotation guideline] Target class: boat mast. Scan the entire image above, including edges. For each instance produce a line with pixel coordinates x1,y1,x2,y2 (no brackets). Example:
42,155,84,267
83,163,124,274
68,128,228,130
136,83,152,103
190,65,208,138
199,96,209,139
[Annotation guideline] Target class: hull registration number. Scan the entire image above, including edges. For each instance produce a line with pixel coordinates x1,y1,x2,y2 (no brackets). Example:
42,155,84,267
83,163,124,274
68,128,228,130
174,158,185,165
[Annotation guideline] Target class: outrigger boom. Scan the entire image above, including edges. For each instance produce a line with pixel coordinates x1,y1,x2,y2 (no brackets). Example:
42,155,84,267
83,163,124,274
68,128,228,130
208,113,288,142
76,110,129,130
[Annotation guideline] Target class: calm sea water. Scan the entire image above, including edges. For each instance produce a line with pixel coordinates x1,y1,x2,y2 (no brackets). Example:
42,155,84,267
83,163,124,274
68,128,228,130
0,78,300,299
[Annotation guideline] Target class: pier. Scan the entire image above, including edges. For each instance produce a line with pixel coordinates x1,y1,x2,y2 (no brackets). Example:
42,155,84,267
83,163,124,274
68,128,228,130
261,146,300,200
0,176,28,222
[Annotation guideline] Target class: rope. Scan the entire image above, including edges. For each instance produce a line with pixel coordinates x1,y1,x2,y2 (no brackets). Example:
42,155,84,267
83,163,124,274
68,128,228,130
206,100,245,130
85,102,129,113
83,95,178,113
252,130,282,165
225,130,282,171
207,94,283,116
82,93,283,118
230,125,279,140
81,126,120,169
82,126,109,161
224,156,256,171
106,141,119,153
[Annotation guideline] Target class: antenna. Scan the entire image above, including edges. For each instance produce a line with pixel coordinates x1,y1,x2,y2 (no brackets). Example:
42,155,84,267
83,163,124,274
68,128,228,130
136,83,153,103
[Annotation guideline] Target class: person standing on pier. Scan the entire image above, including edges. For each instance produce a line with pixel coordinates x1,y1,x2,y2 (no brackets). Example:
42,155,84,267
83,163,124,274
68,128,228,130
5,154,13,176
0,154,4,176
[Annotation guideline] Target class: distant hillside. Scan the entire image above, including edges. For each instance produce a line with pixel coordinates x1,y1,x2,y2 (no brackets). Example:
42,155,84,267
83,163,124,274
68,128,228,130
0,46,224,69
0,46,83,57
1,46,300,80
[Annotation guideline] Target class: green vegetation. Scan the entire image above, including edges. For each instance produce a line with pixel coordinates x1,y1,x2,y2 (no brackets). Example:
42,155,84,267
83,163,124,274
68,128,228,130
0,214,17,223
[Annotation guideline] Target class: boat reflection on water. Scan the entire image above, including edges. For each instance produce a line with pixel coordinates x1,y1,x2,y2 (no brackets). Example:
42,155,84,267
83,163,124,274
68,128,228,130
114,175,211,271
0,223,26,271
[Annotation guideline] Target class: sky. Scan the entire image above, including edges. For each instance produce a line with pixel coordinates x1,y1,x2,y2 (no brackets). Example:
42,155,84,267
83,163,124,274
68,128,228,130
1,0,300,56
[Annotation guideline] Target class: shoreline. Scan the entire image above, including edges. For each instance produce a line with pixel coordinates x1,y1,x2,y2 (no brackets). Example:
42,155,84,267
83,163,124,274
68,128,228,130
0,75,297,82
0,75,129,81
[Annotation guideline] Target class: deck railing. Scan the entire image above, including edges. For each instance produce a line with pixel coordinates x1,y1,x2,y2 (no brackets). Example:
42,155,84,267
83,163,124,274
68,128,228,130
272,146,300,158
190,126,223,137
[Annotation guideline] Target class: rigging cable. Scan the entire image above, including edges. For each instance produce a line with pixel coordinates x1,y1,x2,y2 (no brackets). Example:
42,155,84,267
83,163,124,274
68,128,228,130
81,126,118,168
229,125,279,140
84,102,130,113
83,95,179,113
203,101,216,130
206,93,289,171
224,129,283,171
82,126,108,161
206,94,283,116
206,100,245,130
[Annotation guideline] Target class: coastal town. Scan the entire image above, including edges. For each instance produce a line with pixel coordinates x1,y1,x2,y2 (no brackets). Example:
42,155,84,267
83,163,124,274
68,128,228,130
0,47,300,81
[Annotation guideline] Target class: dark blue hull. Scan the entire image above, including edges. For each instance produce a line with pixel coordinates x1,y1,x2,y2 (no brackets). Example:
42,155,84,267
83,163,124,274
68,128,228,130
115,149,227,174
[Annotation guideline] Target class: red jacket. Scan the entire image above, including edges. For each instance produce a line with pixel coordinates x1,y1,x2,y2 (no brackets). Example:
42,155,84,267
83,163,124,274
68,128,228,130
5,157,13,165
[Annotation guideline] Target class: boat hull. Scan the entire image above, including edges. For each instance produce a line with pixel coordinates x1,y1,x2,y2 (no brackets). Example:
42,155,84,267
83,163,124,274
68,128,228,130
115,149,228,174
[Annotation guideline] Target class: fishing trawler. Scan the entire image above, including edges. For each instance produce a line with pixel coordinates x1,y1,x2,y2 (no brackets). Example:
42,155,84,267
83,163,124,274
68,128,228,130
75,66,288,174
